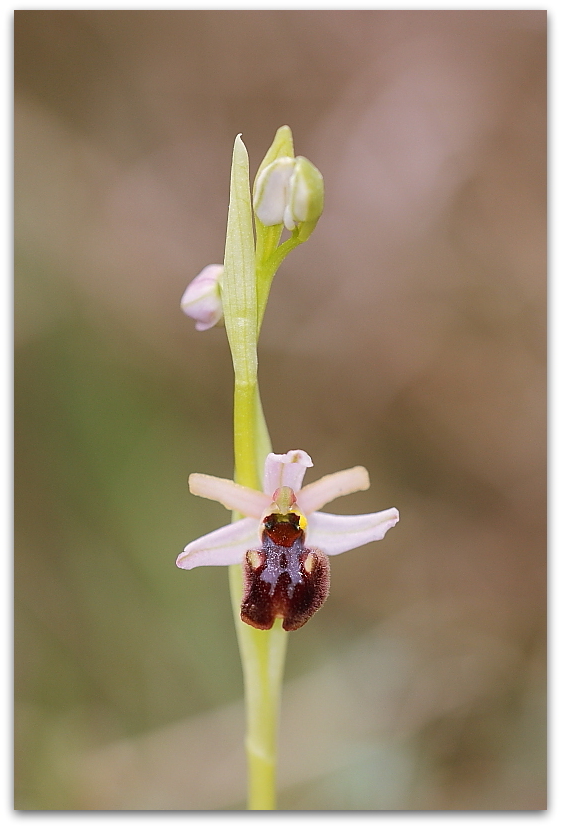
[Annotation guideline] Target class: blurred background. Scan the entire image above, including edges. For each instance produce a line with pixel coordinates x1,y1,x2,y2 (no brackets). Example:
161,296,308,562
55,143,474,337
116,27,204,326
14,10,546,811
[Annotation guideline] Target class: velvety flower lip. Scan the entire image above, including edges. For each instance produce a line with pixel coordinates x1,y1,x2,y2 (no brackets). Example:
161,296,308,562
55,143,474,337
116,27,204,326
177,450,399,571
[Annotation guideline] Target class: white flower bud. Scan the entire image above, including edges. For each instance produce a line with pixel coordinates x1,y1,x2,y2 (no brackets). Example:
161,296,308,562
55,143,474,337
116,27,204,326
180,264,224,331
254,155,324,232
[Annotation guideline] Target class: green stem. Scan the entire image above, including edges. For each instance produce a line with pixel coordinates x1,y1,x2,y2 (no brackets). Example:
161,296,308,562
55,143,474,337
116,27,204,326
232,380,260,491
229,370,287,810
222,131,290,810
256,234,302,333
229,565,288,810
229,388,287,808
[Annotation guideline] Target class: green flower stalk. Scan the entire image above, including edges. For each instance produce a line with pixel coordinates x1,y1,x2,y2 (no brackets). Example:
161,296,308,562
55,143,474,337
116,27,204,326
177,127,399,810
222,134,281,809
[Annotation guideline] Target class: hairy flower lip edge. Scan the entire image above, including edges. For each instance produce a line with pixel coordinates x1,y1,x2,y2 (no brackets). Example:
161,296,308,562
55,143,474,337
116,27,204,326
177,451,399,571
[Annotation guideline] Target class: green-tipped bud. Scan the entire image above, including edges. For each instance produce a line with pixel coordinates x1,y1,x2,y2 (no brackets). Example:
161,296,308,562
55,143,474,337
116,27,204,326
253,155,324,233
288,156,324,229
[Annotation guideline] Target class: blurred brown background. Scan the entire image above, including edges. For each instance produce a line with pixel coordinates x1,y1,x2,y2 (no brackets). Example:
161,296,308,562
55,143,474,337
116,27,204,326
14,10,546,810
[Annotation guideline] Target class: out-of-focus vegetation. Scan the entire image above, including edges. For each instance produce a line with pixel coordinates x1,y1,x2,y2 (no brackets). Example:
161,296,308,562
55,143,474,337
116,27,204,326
14,10,546,810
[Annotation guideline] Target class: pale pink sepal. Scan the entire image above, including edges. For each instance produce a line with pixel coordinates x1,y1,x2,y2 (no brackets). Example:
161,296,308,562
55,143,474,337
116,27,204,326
263,450,313,497
307,508,400,556
189,473,268,518
176,516,259,570
298,466,370,515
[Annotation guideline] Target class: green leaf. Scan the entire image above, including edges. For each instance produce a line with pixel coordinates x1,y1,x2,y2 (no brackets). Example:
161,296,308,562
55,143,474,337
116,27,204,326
221,135,257,386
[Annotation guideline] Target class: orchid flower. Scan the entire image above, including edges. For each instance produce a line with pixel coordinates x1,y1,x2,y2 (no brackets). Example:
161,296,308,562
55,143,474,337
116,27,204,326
177,450,399,631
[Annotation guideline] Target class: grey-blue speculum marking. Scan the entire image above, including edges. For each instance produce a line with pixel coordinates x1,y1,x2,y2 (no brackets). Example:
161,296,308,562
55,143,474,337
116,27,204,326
241,511,330,631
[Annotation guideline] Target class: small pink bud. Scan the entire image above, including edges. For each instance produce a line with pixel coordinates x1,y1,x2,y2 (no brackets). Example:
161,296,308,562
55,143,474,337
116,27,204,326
180,264,224,331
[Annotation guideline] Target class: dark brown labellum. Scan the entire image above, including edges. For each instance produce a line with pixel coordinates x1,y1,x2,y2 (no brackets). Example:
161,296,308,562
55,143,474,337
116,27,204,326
240,512,330,631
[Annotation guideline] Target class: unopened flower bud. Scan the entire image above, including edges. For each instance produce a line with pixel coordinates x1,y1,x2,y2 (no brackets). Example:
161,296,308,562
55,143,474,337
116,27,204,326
180,264,224,331
254,155,324,232
286,156,324,230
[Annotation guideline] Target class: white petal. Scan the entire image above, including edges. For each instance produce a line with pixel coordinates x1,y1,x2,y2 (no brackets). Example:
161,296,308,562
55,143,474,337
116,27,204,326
177,517,260,570
282,202,296,231
189,473,269,518
253,157,295,226
297,466,370,514
263,450,313,497
307,508,399,556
